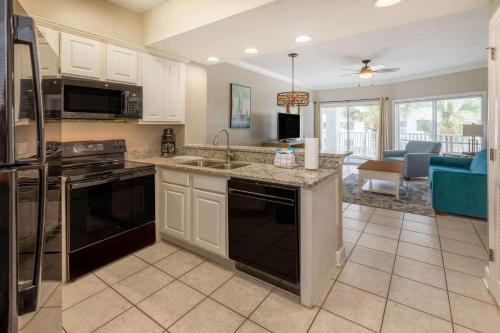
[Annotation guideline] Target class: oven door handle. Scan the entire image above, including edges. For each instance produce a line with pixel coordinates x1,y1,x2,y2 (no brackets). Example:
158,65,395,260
68,169,155,190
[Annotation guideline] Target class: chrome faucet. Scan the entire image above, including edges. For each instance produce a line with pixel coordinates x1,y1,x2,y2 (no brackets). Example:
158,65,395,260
212,128,233,163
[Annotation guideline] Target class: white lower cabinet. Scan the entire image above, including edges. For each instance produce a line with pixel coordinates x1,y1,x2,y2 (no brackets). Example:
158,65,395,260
160,183,190,241
192,189,226,257
159,169,228,257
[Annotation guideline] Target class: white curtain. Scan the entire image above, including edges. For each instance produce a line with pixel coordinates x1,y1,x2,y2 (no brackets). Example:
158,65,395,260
376,97,391,160
314,101,321,139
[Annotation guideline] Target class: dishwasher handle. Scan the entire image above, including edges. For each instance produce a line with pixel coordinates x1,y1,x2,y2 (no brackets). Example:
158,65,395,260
228,188,296,206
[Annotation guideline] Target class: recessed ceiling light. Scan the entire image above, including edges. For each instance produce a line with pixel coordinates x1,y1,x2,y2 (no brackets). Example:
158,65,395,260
206,57,219,62
374,0,402,8
244,48,259,54
294,35,312,43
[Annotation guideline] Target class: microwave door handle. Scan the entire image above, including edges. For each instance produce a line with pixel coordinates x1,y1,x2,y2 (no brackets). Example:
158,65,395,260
13,16,45,164
16,165,47,315
122,91,130,118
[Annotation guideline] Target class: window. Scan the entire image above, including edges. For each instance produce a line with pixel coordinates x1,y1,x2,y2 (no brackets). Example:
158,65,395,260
416,120,432,133
395,94,485,153
320,101,379,159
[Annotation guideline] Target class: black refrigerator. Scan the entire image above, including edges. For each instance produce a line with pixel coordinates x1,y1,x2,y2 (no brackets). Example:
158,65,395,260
0,0,61,332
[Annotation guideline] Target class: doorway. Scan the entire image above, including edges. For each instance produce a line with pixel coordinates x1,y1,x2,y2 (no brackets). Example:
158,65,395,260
320,100,380,162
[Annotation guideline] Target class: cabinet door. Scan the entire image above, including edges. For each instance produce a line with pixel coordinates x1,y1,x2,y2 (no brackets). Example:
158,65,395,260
165,60,185,123
142,54,166,121
160,183,190,241
106,44,138,84
192,189,227,257
60,33,101,78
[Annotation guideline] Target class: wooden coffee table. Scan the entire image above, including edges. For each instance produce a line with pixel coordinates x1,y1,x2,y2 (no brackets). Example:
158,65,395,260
357,160,404,198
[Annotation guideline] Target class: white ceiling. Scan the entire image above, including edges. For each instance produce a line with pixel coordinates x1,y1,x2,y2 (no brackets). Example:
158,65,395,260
108,0,169,13
240,7,489,89
148,0,488,66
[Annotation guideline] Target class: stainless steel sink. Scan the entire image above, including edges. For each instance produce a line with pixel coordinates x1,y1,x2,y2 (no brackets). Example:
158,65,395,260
181,159,224,167
209,162,249,170
181,159,250,170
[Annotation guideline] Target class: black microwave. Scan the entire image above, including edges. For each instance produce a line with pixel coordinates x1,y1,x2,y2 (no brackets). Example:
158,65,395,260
42,77,142,120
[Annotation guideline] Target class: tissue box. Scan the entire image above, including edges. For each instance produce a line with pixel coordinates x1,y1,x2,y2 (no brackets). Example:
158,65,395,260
274,151,297,168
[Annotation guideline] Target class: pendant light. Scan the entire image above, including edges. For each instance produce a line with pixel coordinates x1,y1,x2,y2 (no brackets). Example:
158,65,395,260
277,53,310,113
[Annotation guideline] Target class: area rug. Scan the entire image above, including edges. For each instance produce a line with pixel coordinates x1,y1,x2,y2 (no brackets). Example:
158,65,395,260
343,173,435,216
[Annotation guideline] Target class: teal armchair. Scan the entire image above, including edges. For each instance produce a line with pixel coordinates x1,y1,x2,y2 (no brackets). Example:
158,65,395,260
428,149,487,219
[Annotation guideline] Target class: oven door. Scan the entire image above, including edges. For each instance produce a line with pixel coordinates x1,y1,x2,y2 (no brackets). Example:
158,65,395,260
66,170,155,253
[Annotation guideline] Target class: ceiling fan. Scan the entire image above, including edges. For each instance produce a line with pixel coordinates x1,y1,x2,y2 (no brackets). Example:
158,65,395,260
340,59,401,79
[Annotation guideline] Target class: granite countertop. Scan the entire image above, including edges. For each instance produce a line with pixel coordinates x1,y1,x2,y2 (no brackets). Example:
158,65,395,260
183,144,352,159
127,155,338,188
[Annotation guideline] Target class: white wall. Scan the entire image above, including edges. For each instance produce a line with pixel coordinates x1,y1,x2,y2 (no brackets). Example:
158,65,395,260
315,68,488,102
207,63,314,145
185,62,208,144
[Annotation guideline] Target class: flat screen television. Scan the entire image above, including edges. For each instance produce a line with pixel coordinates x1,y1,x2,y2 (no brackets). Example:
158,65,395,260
278,113,300,141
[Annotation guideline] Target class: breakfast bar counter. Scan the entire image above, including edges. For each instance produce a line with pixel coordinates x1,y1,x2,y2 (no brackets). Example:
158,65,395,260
127,145,351,307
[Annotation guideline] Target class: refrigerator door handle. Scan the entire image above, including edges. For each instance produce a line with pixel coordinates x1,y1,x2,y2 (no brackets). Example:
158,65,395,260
13,15,45,164
16,164,47,315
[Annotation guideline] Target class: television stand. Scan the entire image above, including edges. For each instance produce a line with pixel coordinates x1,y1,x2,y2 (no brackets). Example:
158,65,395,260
262,140,305,148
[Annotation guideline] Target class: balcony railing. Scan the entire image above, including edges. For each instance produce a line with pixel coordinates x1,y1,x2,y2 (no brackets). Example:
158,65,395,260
333,131,378,159
326,131,480,159
398,133,480,153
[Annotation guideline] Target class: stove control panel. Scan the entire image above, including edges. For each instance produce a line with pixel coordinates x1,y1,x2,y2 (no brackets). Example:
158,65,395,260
75,143,104,153
62,140,127,157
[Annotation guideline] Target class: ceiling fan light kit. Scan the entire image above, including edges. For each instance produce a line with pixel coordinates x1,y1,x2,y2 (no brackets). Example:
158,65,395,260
374,0,402,8
359,72,373,79
339,59,401,79
277,53,310,113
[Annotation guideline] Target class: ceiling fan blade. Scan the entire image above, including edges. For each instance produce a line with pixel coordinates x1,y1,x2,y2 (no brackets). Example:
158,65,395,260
375,68,401,73
339,73,358,77
339,68,359,72
370,65,385,71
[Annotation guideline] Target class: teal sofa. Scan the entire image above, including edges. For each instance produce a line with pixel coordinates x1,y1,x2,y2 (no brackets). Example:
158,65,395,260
428,149,487,219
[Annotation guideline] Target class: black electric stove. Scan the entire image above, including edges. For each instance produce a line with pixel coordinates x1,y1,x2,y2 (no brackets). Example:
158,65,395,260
61,140,154,181
62,140,156,281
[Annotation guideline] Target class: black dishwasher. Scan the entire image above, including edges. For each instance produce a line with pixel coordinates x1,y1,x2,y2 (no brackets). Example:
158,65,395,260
228,178,300,294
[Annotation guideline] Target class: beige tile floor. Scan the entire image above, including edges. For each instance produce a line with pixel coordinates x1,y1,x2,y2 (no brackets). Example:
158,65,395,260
62,204,499,333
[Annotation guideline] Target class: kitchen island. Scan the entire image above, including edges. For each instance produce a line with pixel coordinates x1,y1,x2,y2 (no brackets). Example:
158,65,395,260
128,145,350,307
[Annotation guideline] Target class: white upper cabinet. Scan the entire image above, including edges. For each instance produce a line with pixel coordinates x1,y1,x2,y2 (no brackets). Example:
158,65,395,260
60,32,101,78
142,54,185,123
165,59,186,123
142,54,166,121
106,44,138,84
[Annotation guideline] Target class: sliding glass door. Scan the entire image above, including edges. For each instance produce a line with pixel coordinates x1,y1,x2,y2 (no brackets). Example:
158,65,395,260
395,94,485,153
321,101,380,160
397,101,433,148
437,97,482,152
